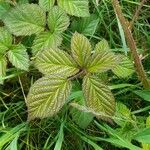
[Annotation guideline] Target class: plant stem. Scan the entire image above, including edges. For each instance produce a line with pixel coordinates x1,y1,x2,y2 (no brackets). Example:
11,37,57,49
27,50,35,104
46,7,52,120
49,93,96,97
68,69,86,81
112,0,150,89
130,0,147,29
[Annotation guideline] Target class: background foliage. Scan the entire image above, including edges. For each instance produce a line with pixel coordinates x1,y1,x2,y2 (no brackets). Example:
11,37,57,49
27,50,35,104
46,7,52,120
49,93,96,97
0,0,150,149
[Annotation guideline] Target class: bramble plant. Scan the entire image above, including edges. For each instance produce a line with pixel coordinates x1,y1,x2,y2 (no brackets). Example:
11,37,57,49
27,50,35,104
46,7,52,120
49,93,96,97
0,27,29,84
26,32,134,120
1,0,150,149
0,0,134,121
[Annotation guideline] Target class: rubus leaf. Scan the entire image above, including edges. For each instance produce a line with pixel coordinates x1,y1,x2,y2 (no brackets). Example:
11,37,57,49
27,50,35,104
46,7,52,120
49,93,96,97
35,48,79,77
39,0,55,11
57,0,90,17
0,1,10,19
112,54,134,78
32,32,62,55
0,27,12,54
71,32,91,67
3,4,46,36
87,51,117,73
47,6,70,33
27,75,72,120
70,97,94,129
82,75,115,118
0,55,7,84
8,44,29,71
71,14,99,36
95,39,110,52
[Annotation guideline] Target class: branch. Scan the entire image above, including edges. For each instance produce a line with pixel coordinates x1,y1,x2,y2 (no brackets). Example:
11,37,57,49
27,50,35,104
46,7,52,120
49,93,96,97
130,0,147,29
112,0,150,89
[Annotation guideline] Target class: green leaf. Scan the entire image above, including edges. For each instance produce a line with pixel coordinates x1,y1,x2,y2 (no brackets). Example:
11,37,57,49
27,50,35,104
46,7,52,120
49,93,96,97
95,39,110,52
32,32,62,55
142,143,150,150
133,128,150,144
146,116,150,127
0,55,7,84
87,51,117,73
0,27,12,54
0,123,26,149
0,1,10,19
70,97,94,129
71,14,99,36
27,75,72,120
39,0,55,11
54,122,64,150
95,122,142,150
83,75,115,118
71,32,91,67
133,90,150,102
57,0,90,17
35,48,79,77
114,102,132,126
8,135,19,150
112,55,134,78
141,116,150,149
79,135,104,150
47,6,70,33
3,4,46,36
8,44,29,71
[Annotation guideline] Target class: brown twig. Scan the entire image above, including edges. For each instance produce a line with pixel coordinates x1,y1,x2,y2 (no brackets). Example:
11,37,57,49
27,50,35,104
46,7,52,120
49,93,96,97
130,0,147,29
68,69,86,81
112,0,150,89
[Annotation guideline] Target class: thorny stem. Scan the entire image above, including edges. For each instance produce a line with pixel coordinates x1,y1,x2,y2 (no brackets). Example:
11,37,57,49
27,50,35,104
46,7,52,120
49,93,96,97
130,0,147,29
112,0,150,89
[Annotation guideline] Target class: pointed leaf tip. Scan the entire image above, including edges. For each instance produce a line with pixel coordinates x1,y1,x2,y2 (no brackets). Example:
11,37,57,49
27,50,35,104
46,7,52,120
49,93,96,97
71,32,91,67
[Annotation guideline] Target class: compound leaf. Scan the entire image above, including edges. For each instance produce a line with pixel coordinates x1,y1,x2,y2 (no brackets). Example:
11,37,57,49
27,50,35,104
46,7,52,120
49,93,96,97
95,39,110,52
3,4,46,36
27,75,72,120
57,0,90,17
87,51,117,73
35,48,79,77
112,55,134,78
47,6,70,33
71,32,91,67
0,27,12,54
8,44,29,71
0,55,7,84
83,75,115,118
71,14,99,36
39,0,55,11
32,32,62,55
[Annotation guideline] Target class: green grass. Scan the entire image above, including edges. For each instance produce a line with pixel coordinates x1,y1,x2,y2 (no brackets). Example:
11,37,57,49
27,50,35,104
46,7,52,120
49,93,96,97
0,0,150,149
